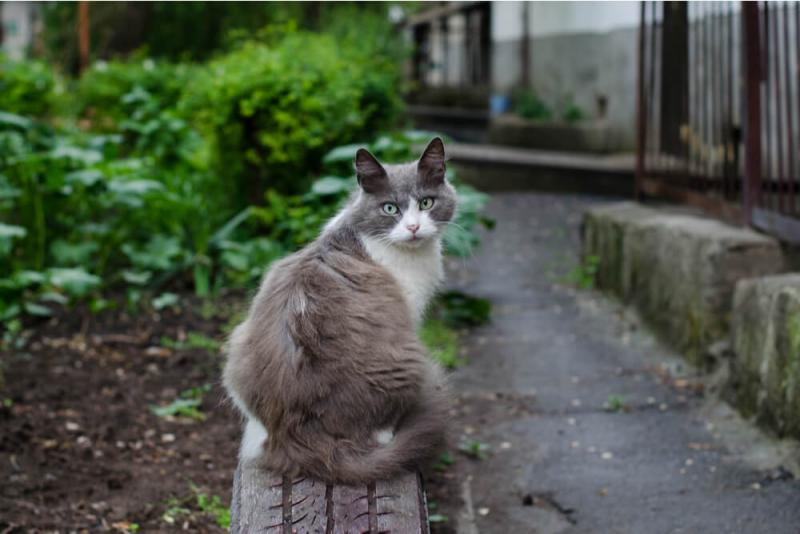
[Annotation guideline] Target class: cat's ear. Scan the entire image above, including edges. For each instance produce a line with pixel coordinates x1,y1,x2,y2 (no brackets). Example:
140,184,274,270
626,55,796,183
418,137,446,186
355,148,388,194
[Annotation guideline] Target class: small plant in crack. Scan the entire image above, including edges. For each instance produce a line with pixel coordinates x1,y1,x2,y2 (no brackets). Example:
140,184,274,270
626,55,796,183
458,438,491,460
604,394,627,412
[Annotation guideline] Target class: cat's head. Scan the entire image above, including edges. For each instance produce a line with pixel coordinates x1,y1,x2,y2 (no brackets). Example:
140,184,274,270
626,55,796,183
350,137,456,248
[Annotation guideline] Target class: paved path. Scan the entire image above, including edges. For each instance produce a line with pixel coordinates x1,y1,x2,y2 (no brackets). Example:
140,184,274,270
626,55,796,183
443,193,800,534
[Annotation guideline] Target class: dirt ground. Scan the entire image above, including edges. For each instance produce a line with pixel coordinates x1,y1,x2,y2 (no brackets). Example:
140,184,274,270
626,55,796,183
0,294,247,532
0,290,480,533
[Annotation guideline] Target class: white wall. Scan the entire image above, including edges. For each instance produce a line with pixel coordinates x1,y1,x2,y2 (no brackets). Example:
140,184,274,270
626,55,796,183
1,2,37,60
492,1,638,42
490,1,640,149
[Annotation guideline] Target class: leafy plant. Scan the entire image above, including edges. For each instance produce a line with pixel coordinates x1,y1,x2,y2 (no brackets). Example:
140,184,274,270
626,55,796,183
0,55,58,116
181,28,403,205
161,333,221,352
436,291,491,327
192,486,231,529
420,318,462,370
432,451,455,472
150,384,211,421
513,88,553,121
562,94,587,123
458,438,491,460
565,254,601,290
605,394,627,412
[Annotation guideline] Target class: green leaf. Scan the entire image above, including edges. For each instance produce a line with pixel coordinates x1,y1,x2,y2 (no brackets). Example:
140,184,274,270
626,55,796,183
65,169,104,187
50,145,103,165
50,240,99,265
0,223,26,239
121,270,152,286
310,176,351,196
322,143,361,164
46,268,101,297
150,398,204,420
24,302,53,316
38,291,69,305
152,292,179,310
0,111,33,130
108,179,164,196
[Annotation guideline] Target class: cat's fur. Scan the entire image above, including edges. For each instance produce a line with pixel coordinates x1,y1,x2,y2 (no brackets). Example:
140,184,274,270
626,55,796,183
223,138,455,484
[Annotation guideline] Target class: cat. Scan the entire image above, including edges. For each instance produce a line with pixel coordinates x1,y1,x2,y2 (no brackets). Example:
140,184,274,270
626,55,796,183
222,137,455,484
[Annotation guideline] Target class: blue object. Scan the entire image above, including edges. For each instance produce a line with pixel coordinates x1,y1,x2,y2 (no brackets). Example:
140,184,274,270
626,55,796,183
490,94,511,116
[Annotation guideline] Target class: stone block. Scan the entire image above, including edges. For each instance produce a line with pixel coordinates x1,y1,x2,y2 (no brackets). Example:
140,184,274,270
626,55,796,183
583,202,785,363
730,275,800,438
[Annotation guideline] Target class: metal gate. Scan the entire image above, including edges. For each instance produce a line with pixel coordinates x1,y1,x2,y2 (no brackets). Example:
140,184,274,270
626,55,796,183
637,1,800,243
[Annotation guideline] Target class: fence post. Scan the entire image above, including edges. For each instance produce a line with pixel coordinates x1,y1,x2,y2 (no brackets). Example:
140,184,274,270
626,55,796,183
635,1,647,201
742,1,762,226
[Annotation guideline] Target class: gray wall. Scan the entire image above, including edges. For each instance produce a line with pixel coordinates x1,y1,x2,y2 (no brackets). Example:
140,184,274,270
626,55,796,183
492,26,638,151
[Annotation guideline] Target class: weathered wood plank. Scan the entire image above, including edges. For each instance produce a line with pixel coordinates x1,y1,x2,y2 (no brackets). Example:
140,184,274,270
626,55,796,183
230,462,429,534
231,461,285,533
289,477,329,533
332,483,370,534
375,472,426,534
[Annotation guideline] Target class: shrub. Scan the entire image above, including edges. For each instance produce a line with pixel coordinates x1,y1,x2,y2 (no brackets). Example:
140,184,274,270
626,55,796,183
181,29,403,206
0,55,58,117
513,88,553,121
75,58,197,130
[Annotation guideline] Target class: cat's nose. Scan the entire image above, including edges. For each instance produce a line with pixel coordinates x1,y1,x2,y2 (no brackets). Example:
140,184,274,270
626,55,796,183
406,223,420,234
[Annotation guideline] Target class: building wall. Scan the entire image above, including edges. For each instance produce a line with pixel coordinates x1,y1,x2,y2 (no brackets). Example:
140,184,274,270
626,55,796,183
1,2,37,60
491,1,639,150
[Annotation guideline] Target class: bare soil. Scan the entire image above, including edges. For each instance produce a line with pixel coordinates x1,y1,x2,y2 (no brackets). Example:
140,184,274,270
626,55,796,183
0,294,246,532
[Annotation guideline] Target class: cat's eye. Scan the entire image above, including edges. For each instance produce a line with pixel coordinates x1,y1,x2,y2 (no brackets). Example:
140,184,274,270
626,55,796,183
382,202,399,215
419,197,435,210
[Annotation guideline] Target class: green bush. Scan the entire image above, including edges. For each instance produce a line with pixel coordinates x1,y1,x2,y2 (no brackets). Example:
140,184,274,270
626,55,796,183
181,29,403,206
513,88,553,121
75,58,196,129
0,55,58,117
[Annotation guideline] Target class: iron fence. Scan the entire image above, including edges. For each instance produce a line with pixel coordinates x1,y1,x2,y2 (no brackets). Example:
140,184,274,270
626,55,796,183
637,1,800,243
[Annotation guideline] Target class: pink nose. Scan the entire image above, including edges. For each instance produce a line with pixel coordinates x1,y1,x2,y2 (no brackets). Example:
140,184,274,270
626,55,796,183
406,223,420,234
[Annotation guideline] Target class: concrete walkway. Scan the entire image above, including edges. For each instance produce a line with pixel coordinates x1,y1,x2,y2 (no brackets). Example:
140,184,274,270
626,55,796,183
443,193,800,534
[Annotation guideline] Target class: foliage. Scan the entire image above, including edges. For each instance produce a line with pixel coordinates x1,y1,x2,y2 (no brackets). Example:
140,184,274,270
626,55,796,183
181,28,403,204
150,384,211,421
41,2,397,67
562,94,587,124
0,55,58,117
436,291,492,327
605,394,627,412
432,452,455,472
458,437,491,460
160,332,221,352
163,484,230,529
1,26,488,329
420,318,462,369
194,490,231,529
513,88,553,121
75,58,197,129
565,254,601,289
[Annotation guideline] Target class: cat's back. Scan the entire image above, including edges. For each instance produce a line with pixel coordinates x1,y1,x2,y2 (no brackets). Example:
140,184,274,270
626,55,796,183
230,227,415,368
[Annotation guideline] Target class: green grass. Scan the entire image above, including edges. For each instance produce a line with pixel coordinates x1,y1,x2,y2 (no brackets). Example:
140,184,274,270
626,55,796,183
420,318,463,369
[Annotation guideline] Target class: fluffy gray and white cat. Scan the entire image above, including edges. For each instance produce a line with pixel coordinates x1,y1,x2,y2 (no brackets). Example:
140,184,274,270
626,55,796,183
223,138,455,484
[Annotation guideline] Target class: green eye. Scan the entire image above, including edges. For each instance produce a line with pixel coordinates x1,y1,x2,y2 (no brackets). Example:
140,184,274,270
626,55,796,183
419,197,435,210
382,202,399,215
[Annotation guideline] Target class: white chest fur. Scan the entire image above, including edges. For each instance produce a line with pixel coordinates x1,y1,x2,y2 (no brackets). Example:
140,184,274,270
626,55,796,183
361,235,443,323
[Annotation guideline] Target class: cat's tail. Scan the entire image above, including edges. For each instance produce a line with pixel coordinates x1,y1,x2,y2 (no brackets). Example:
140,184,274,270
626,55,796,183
331,400,448,484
